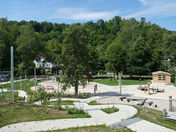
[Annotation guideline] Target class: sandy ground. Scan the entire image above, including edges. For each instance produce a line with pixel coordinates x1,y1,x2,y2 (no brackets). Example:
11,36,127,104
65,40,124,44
31,80,176,100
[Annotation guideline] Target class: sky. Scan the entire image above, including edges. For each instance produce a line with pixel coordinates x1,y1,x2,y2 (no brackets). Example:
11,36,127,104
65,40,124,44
0,0,176,31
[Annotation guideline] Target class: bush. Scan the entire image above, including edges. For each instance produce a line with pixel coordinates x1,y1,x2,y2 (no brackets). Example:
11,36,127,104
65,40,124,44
27,88,51,104
14,91,25,102
78,93,87,98
98,70,106,75
66,107,85,114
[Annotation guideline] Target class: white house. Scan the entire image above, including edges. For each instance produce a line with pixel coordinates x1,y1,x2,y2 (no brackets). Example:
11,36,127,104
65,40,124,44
33,57,56,69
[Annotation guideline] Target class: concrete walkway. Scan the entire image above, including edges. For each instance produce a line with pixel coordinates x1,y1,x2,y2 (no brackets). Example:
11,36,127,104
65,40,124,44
128,119,175,132
1,79,27,85
1,90,176,132
3,90,28,101
0,102,137,132
109,117,175,132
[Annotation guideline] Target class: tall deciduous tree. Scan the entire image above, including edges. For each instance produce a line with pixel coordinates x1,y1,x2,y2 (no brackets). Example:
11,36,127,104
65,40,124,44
16,23,41,75
129,36,151,78
58,25,90,95
106,39,126,77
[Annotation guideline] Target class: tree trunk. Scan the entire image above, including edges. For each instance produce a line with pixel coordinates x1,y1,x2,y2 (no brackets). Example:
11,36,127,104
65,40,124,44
75,84,78,96
75,73,79,96
139,75,141,80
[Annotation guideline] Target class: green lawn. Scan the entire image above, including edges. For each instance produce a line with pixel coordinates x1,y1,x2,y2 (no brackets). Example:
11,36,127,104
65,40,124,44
92,78,150,86
0,92,11,102
101,107,119,114
0,104,90,128
2,80,35,94
0,91,22,103
45,125,134,132
44,100,80,106
87,100,102,105
134,106,176,131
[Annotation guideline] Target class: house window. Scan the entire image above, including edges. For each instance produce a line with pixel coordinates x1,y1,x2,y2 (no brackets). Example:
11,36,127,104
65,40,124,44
163,75,166,80
158,75,161,80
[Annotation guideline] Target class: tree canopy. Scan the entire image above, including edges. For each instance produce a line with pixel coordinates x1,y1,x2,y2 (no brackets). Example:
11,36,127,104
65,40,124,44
0,17,175,76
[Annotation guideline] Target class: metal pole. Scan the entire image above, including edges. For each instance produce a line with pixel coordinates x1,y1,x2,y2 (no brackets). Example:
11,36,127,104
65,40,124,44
119,72,122,95
0,66,2,87
175,72,176,86
34,68,37,92
163,109,166,119
11,46,14,103
169,96,172,112
20,75,22,90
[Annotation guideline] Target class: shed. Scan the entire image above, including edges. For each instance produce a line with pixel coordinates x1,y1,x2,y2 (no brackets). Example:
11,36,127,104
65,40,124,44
152,71,171,84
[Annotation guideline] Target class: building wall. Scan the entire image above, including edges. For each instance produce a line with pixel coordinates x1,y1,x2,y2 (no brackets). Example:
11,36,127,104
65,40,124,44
152,73,171,84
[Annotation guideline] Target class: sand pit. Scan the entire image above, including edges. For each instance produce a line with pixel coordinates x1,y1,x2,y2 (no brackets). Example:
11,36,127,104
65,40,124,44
31,80,176,100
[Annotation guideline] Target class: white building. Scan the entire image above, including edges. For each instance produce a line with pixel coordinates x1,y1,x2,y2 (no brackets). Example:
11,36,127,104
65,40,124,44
33,57,56,69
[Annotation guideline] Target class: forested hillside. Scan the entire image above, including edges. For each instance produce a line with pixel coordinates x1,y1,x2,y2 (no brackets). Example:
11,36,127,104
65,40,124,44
0,16,175,76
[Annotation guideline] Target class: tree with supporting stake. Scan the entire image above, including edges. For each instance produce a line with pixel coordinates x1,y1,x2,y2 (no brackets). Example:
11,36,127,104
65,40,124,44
57,25,90,96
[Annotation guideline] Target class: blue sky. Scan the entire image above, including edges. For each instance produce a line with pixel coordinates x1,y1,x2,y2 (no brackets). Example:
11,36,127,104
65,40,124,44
0,0,176,30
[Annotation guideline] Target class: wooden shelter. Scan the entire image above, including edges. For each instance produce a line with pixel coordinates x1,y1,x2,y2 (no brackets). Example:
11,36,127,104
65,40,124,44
152,71,171,84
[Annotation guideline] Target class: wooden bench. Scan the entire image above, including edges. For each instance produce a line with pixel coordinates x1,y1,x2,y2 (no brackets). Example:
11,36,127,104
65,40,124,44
136,98,147,106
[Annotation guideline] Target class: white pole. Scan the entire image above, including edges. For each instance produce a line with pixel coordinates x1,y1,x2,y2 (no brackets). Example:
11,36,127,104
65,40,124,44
119,72,122,95
34,68,37,92
11,46,14,103
20,75,22,90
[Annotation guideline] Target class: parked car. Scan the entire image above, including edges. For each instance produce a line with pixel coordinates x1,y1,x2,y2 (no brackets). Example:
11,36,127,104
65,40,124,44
0,76,8,82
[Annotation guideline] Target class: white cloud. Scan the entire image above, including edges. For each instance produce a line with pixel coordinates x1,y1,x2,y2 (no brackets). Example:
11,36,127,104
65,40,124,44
138,0,147,5
124,1,176,19
52,8,119,21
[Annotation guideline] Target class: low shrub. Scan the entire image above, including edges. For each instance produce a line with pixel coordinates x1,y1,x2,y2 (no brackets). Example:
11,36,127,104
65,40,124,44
66,107,85,114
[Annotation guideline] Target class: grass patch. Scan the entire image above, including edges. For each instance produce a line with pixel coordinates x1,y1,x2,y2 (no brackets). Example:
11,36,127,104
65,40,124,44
88,100,101,105
91,78,150,86
0,104,90,128
0,92,11,102
134,106,176,131
63,93,89,99
2,80,35,94
44,100,79,106
0,91,23,103
101,106,119,114
45,125,134,132
66,107,85,114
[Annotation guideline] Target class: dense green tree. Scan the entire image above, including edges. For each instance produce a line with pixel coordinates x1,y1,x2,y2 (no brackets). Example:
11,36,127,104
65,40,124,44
16,23,41,75
44,39,62,63
129,36,151,77
106,39,126,77
0,18,19,70
0,16,175,77
58,25,90,95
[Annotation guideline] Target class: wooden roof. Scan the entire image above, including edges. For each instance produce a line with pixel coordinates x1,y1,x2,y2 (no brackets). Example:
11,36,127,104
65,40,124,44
152,71,171,75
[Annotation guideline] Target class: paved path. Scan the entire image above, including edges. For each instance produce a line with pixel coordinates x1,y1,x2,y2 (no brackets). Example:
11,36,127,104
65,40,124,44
96,96,176,112
3,90,28,101
0,102,137,132
127,120,175,132
1,90,176,132
109,118,176,132
1,79,27,85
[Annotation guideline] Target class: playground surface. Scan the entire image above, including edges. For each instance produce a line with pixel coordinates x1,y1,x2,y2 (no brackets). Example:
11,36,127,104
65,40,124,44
1,80,176,132
1,97,175,132
31,80,176,100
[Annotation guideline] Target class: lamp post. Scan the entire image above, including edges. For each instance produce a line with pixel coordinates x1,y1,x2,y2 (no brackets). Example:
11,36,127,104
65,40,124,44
34,67,37,92
118,72,122,95
11,46,14,104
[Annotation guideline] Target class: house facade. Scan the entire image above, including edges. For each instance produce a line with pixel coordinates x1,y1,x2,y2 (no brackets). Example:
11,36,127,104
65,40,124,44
33,57,56,69
152,71,171,84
